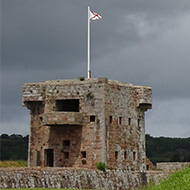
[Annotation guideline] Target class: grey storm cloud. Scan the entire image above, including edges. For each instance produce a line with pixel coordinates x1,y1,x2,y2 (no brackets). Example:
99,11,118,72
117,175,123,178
1,0,190,137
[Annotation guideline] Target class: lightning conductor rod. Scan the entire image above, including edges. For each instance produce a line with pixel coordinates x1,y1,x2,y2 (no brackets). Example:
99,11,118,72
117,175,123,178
88,6,91,79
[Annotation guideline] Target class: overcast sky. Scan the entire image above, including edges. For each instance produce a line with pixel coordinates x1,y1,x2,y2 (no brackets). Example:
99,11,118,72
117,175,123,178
1,0,190,137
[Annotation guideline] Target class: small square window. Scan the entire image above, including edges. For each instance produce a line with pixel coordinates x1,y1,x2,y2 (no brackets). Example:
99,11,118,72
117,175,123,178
90,115,96,122
81,151,86,158
64,152,69,159
63,140,70,147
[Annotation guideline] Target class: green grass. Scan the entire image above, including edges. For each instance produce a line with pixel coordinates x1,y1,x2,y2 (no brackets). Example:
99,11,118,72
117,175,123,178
0,160,27,167
140,167,190,190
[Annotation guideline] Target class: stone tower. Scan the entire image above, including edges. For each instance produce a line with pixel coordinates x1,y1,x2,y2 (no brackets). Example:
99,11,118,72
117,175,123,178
23,78,152,171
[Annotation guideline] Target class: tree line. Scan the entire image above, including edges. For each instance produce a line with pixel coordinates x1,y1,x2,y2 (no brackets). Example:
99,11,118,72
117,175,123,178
1,134,190,164
0,134,28,160
146,134,190,164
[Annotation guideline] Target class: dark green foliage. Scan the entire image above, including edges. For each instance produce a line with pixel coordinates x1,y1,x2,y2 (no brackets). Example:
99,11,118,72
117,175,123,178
0,134,28,161
86,92,94,100
81,159,86,165
182,153,190,162
1,133,190,164
170,153,181,162
79,77,85,81
146,134,190,164
96,162,106,171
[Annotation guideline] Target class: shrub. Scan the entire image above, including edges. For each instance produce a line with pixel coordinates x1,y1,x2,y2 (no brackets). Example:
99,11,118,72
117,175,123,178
79,77,85,81
96,162,106,172
82,159,86,165
86,92,94,100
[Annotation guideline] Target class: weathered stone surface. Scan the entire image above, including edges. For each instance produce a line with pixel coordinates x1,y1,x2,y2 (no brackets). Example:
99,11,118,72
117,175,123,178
23,83,45,103
0,167,169,189
23,78,152,171
156,162,190,171
0,167,144,189
42,112,83,126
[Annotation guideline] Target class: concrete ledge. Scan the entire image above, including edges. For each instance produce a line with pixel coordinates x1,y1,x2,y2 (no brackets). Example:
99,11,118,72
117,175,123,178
42,112,83,126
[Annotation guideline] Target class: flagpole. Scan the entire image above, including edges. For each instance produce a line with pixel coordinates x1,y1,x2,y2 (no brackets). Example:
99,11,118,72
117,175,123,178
88,6,91,79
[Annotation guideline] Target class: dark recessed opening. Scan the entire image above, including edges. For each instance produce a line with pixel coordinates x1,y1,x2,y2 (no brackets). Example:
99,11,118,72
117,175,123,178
45,149,54,167
119,117,122,125
110,116,113,123
115,151,118,160
133,152,136,160
124,151,127,160
64,152,69,159
56,99,79,112
81,151,86,158
128,118,131,125
90,115,96,122
138,119,140,127
63,140,70,147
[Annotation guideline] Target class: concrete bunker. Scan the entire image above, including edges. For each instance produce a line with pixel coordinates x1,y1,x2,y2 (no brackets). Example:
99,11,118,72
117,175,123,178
23,78,152,170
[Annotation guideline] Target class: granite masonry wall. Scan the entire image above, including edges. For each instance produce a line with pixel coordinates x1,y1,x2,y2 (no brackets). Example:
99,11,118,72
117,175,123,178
0,167,165,189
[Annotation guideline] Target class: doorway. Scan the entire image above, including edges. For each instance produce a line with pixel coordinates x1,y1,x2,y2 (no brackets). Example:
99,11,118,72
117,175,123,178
45,149,54,167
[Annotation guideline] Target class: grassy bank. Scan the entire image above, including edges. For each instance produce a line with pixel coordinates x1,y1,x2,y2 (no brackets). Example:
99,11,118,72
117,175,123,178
140,167,190,190
0,160,27,167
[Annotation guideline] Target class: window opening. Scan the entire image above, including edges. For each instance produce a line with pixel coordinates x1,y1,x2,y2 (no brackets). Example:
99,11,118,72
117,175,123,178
81,151,86,158
110,116,113,124
64,152,69,159
119,117,122,125
115,151,118,160
133,152,136,160
124,151,127,160
128,118,131,125
39,117,43,122
45,149,54,167
63,140,70,147
56,99,79,112
90,115,96,122
138,119,140,127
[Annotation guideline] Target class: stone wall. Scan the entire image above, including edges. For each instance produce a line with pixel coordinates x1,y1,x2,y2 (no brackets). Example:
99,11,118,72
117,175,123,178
156,162,190,171
0,167,168,189
0,167,146,189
